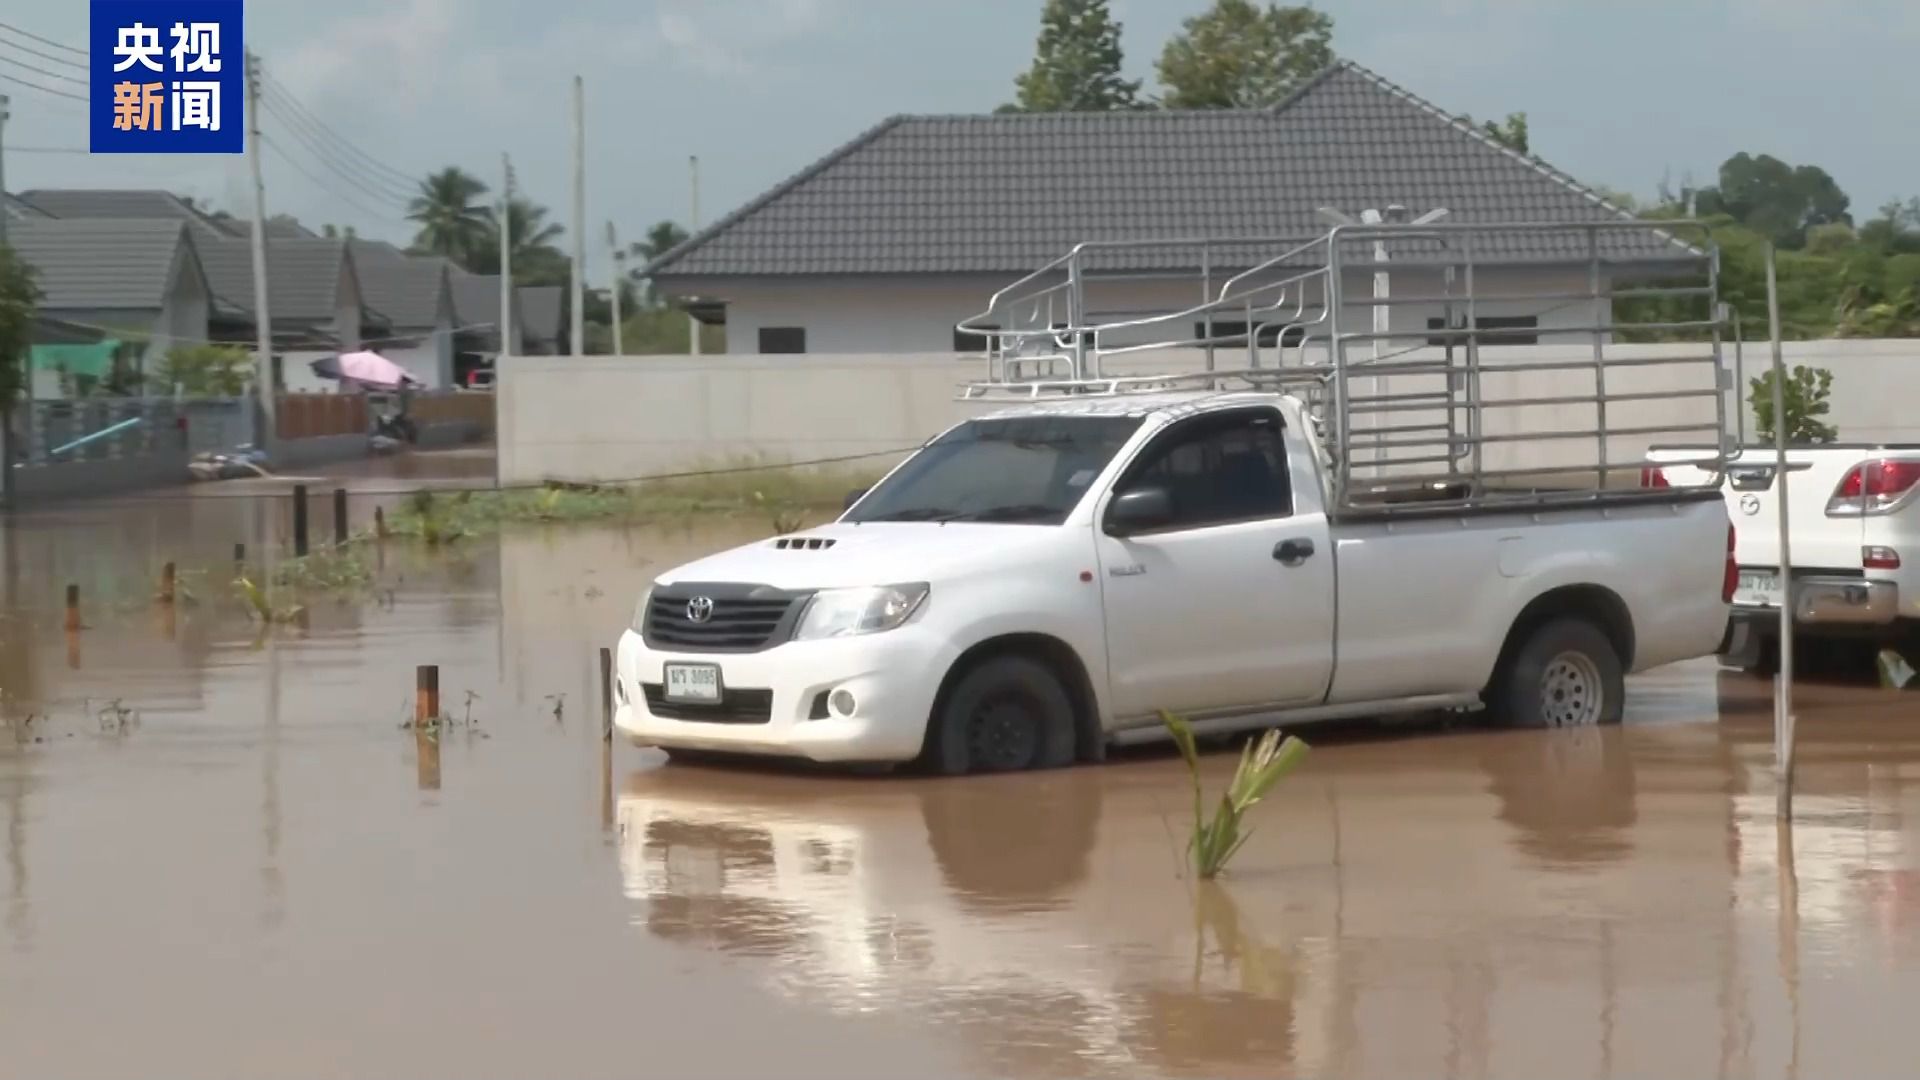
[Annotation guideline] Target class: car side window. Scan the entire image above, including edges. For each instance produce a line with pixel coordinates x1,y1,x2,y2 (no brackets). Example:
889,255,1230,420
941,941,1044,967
1117,409,1292,530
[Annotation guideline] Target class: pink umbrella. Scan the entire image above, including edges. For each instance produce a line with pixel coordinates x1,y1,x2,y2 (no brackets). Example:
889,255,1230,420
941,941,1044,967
313,350,422,390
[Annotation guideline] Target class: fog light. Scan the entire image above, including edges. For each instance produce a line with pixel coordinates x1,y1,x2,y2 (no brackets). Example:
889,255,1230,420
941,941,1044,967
829,689,857,717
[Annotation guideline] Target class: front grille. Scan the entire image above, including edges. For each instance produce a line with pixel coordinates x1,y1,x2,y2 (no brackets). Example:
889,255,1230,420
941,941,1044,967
642,684,774,724
643,584,809,652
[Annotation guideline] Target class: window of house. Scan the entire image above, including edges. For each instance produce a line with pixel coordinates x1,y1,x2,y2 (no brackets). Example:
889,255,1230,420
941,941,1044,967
1193,321,1306,348
954,323,998,353
1111,408,1292,531
758,327,807,354
1426,314,1540,347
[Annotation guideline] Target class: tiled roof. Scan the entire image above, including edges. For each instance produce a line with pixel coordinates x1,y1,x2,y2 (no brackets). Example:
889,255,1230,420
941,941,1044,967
349,240,452,330
7,218,195,310
649,60,1681,278
449,271,520,350
17,188,231,238
197,237,352,323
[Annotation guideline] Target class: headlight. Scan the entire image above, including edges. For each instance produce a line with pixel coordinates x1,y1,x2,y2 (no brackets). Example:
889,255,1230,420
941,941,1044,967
631,586,654,632
794,583,929,640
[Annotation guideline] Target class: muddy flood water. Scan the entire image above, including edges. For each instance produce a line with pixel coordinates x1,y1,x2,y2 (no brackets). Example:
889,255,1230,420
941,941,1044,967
3,454,1920,1078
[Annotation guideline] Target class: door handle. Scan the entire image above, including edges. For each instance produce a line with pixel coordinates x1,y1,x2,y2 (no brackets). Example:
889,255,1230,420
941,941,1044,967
1273,538,1315,565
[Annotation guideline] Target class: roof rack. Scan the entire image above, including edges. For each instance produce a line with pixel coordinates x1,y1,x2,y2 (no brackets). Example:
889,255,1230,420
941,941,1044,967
955,219,1733,518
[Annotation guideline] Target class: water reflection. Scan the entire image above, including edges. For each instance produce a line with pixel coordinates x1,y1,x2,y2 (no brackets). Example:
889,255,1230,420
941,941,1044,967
1480,727,1638,868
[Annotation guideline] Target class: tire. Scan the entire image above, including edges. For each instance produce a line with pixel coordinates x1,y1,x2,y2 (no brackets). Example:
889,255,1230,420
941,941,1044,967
1716,618,1777,676
922,656,1078,776
1489,617,1625,729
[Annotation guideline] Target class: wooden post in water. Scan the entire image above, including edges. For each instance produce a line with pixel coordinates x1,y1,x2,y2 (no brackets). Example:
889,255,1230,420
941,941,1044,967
374,505,388,540
292,484,309,557
233,542,246,570
415,664,440,729
158,561,176,604
333,488,348,545
64,584,80,632
599,646,614,742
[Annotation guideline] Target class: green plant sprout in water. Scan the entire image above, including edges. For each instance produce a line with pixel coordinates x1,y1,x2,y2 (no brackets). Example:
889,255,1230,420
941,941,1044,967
1160,710,1310,879
235,576,305,623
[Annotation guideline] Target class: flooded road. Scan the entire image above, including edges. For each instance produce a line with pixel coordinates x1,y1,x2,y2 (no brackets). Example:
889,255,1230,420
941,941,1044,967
4,460,1920,1078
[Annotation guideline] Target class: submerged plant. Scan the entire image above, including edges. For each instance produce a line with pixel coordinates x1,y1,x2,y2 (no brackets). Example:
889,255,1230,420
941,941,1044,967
1161,710,1310,879
235,576,304,623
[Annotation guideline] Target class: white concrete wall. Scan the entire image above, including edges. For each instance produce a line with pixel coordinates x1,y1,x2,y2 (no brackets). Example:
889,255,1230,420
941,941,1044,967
498,340,1920,488
697,267,1601,357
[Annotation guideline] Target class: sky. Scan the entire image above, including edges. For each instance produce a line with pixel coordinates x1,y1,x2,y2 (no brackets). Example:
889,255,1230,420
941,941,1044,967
4,0,1917,282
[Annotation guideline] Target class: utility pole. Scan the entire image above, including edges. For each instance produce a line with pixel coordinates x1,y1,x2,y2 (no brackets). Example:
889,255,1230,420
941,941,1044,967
244,51,276,448
569,76,585,357
689,154,701,356
1,92,14,509
499,153,514,362
606,221,624,356
1765,246,1796,821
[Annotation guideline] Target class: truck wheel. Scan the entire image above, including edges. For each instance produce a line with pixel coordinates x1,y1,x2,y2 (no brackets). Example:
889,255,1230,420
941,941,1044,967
1491,618,1624,729
924,656,1077,776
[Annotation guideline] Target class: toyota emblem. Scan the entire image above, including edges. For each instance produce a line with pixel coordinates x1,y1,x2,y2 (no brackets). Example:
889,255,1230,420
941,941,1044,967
1739,494,1761,516
685,596,714,623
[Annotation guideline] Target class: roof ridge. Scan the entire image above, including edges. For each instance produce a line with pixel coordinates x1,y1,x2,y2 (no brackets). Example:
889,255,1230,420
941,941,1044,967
1330,59,1645,226
644,114,911,276
1263,57,1352,115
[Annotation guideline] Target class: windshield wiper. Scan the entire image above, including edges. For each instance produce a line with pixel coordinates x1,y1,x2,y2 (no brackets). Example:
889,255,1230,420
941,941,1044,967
863,507,968,522
948,503,1062,523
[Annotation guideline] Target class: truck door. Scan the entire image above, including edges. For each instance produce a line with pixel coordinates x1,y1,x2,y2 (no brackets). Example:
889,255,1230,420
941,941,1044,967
1092,405,1335,721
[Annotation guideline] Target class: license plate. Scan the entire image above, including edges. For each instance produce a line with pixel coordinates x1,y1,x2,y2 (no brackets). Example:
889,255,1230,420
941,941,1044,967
663,663,722,704
1735,568,1782,607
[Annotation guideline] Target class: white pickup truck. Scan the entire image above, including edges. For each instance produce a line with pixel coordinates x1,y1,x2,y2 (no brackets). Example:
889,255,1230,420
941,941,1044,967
612,220,1739,773
612,389,1732,773
1651,444,1920,669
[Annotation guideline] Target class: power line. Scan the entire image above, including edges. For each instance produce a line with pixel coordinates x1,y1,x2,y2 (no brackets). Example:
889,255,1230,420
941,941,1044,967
258,90,416,205
260,133,406,224
259,105,415,212
259,73,418,191
0,50,86,87
0,20,88,59
0,69,87,104
8,144,87,154
0,34,89,72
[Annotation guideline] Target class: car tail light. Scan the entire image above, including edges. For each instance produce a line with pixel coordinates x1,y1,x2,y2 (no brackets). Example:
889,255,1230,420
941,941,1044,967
1723,521,1737,603
1640,466,1670,488
1828,459,1920,515
1865,545,1902,570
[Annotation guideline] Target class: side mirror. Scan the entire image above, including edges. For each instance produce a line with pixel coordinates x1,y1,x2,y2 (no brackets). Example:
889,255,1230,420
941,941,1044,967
843,487,870,511
1105,486,1173,536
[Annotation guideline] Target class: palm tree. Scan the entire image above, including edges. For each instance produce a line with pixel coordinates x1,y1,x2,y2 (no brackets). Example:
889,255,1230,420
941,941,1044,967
487,196,568,285
628,220,690,306
407,167,491,268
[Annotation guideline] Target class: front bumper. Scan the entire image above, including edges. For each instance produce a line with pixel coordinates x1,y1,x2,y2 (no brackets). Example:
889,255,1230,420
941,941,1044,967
1733,575,1900,627
610,626,958,764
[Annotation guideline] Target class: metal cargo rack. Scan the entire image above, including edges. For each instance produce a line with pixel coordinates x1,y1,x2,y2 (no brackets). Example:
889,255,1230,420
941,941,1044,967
955,219,1735,519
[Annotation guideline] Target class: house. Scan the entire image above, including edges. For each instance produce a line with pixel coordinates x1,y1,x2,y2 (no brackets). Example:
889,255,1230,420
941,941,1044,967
8,217,213,395
447,270,530,382
517,285,565,355
349,240,457,387
17,188,229,238
645,60,1686,356
195,237,385,387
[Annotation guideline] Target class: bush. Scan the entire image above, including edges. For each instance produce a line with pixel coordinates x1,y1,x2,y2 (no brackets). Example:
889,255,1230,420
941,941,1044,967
152,344,252,396
1749,364,1838,445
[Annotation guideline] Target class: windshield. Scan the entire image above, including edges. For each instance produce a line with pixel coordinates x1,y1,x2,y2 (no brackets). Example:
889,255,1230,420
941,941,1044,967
845,415,1143,525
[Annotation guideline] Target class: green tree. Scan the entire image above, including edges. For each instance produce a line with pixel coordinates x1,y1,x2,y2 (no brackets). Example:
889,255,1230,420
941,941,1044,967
1480,112,1528,154
1156,0,1332,109
628,220,691,307
1750,365,1838,445
470,196,569,285
1009,0,1140,112
0,246,39,490
407,167,492,268
150,344,252,396
1697,153,1850,250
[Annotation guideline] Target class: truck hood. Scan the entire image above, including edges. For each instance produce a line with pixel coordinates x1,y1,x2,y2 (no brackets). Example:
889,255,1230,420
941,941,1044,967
654,521,1076,590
